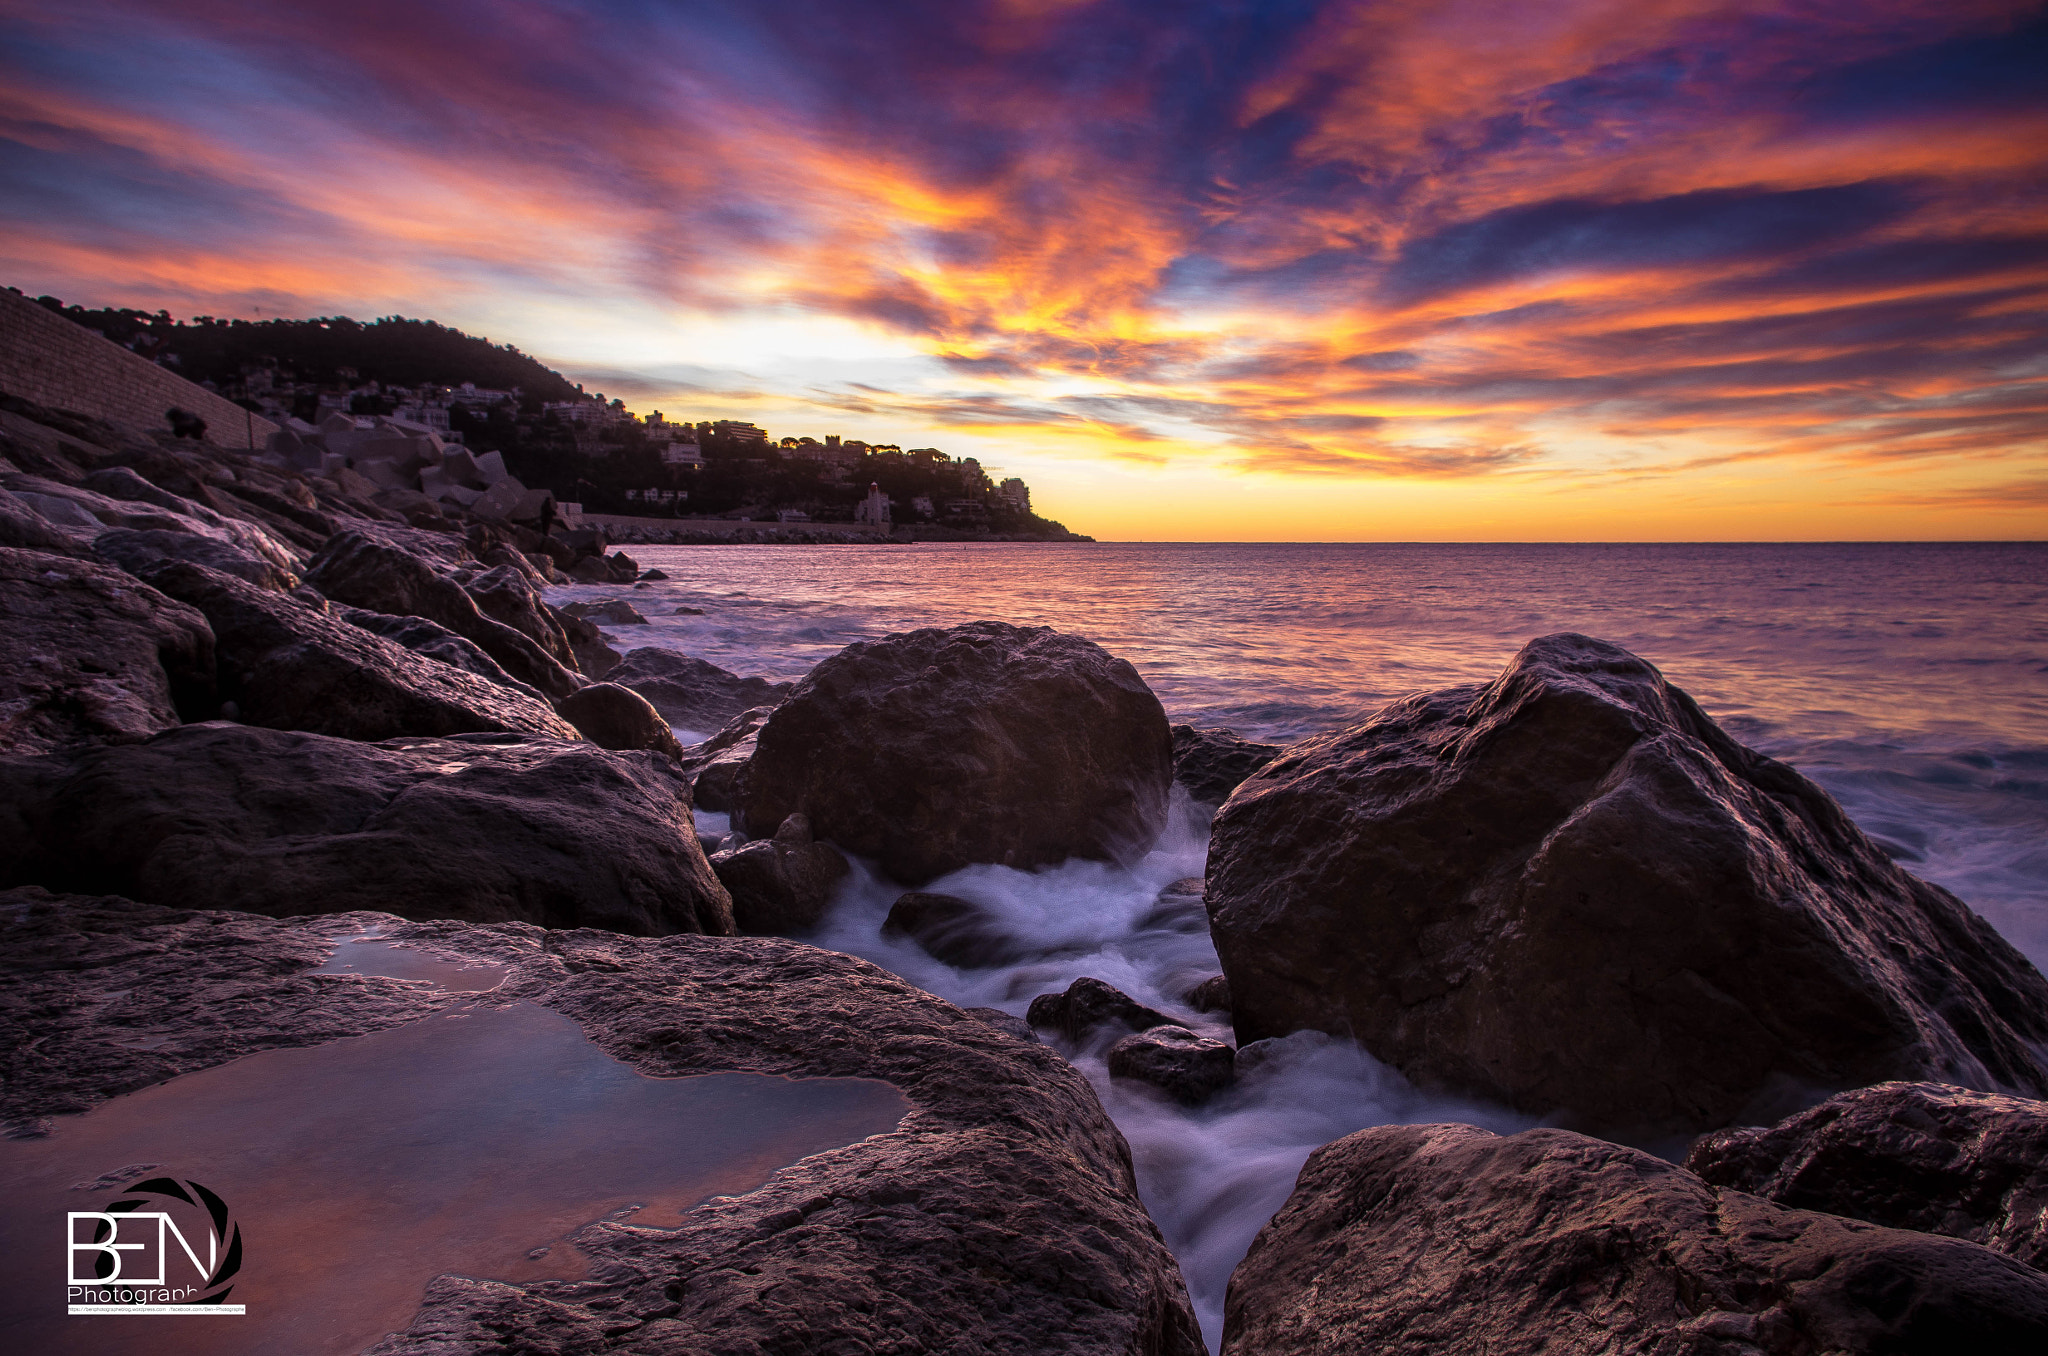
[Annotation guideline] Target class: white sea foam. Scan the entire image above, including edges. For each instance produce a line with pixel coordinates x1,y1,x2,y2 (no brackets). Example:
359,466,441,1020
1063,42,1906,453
589,540,2046,1349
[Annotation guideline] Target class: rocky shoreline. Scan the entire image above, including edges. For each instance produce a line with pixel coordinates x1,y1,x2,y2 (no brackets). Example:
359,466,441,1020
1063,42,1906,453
5,390,2048,1353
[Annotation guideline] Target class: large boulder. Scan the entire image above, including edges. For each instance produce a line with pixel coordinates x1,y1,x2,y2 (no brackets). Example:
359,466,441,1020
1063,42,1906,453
0,724,732,935
709,812,851,935
548,604,621,679
463,562,577,668
304,530,582,699
94,526,297,591
0,485,91,553
1686,1082,2048,1271
553,682,684,759
607,646,791,731
335,606,541,695
0,548,214,755
1206,633,2048,1137
137,559,579,743
682,703,776,811
1222,1122,2048,1355
0,893,1202,1354
738,622,1173,885
1170,723,1280,805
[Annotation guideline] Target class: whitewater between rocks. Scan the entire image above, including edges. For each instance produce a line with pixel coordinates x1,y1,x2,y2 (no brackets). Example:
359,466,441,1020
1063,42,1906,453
570,540,2048,1350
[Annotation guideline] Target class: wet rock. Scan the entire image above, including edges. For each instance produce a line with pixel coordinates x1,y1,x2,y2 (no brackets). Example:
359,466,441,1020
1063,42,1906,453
552,682,683,759
1685,1082,2048,1271
463,564,577,668
963,1006,1038,1043
1027,977,1185,1045
1170,723,1280,805
1207,633,2048,1137
882,891,1031,968
565,555,611,583
740,621,1173,886
1108,1026,1236,1105
0,548,214,755
547,604,621,680
1136,877,1209,934
0,894,1200,1354
1186,974,1231,1013
607,646,792,733
560,597,648,626
1222,1122,2048,1356
709,812,850,935
335,607,540,696
304,530,581,699
639,568,669,580
682,704,776,812
1,724,732,935
94,526,297,591
137,559,577,743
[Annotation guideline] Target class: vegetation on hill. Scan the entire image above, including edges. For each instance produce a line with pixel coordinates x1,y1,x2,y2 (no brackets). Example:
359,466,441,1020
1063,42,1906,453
28,296,582,401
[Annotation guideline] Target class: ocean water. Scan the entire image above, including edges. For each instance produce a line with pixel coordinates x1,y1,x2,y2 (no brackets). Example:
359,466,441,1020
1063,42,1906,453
562,540,2048,1348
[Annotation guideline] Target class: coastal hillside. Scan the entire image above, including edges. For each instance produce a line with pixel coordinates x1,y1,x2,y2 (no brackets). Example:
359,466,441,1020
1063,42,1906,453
26,290,1087,539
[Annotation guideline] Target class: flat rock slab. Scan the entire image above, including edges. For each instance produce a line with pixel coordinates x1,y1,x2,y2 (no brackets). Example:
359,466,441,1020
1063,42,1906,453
0,890,1202,1355
1223,1122,2048,1355
1687,1081,2048,1271
0,723,733,935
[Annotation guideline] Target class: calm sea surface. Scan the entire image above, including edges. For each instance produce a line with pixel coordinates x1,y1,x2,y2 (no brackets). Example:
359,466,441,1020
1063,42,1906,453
566,540,2048,1349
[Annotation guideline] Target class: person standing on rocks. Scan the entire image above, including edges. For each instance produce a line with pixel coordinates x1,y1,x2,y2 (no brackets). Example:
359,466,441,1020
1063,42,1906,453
538,495,556,539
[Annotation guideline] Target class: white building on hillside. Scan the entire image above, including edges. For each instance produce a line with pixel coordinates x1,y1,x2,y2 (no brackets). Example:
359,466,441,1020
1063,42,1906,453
854,482,891,527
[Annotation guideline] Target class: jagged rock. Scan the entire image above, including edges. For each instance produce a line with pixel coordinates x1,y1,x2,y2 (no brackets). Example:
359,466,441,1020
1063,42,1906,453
1686,1082,2048,1271
1222,1122,2048,1356
0,724,731,935
883,891,1032,968
608,647,791,733
335,607,540,696
682,704,775,812
710,813,851,935
1206,633,2048,1137
0,486,89,553
546,604,620,679
561,597,648,625
1028,977,1185,1045
94,526,296,591
0,893,1201,1354
464,563,576,667
553,682,683,759
1108,1026,1236,1105
1186,974,1231,1013
565,555,611,583
1170,723,1280,805
305,530,581,699
137,559,577,742
0,548,213,755
739,622,1173,885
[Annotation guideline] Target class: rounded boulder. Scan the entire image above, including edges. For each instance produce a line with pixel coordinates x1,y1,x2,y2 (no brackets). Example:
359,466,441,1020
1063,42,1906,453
737,621,1172,885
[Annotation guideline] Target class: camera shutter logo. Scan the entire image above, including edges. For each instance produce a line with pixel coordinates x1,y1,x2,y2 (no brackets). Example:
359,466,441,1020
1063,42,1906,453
66,1176,245,1315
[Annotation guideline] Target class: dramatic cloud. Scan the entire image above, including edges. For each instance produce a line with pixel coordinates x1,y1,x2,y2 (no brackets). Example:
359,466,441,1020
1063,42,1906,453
2,0,2043,536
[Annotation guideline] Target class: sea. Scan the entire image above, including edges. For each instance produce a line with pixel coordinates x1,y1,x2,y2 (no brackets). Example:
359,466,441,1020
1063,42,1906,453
559,540,2048,1349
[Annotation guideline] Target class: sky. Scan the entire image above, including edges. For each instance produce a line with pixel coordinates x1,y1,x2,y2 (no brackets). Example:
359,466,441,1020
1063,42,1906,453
2,0,2044,541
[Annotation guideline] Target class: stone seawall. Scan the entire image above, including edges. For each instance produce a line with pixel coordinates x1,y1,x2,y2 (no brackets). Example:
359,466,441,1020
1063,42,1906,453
0,289,277,449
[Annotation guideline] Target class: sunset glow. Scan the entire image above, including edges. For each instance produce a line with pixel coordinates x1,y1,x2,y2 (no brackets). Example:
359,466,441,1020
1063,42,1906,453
3,0,2043,538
